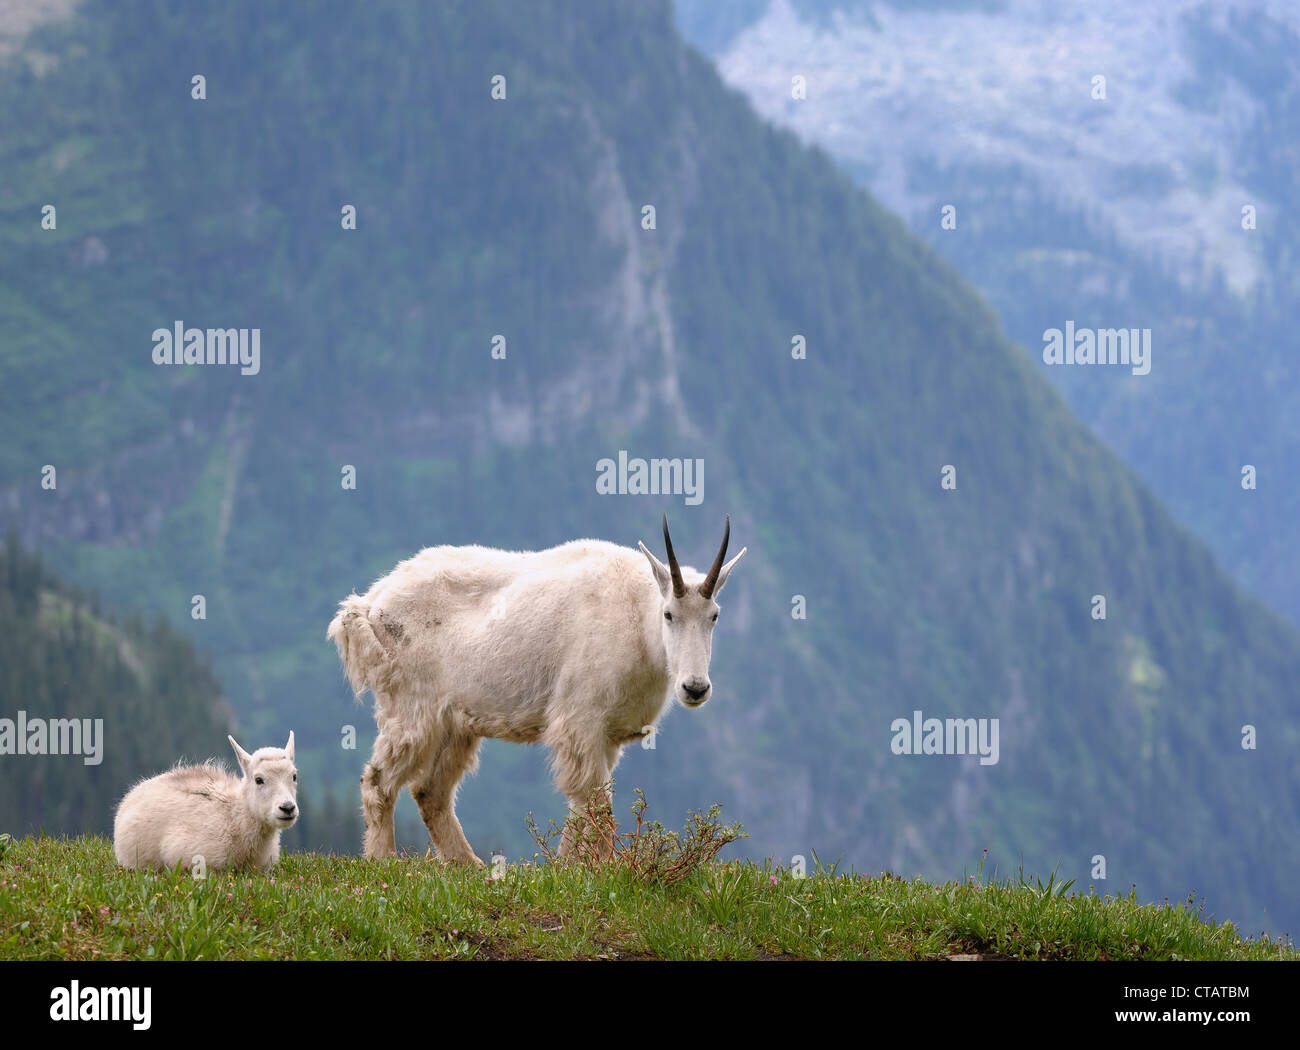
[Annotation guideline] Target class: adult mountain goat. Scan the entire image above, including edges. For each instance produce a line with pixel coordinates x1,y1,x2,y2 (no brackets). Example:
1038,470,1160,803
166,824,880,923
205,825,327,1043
328,516,745,862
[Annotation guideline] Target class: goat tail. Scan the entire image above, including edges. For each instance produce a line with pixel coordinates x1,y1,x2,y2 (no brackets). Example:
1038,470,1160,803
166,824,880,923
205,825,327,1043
327,595,391,701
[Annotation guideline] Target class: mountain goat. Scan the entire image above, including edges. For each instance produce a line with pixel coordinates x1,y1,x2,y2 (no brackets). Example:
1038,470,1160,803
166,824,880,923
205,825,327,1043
328,516,745,862
113,733,298,871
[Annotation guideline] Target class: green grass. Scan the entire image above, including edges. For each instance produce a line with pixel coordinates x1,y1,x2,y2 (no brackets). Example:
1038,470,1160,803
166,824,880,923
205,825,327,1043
0,835,1291,960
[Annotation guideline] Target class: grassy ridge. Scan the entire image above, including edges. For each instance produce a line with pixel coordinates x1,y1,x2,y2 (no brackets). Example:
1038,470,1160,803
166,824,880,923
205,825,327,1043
0,836,1290,961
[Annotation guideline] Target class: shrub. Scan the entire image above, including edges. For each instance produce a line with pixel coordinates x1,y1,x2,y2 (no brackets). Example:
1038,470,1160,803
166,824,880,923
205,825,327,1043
526,785,745,885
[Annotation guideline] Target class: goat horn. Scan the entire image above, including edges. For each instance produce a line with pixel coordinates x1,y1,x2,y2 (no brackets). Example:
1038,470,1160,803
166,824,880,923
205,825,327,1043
662,513,686,598
699,515,730,599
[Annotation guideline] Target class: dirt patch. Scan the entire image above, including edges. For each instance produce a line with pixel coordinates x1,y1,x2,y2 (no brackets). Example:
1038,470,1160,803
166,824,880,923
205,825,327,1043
376,611,405,643
524,911,566,932
946,952,1014,961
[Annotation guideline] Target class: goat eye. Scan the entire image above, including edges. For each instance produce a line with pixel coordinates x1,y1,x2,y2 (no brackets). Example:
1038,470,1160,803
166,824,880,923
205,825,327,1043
293,773,297,781
255,776,264,785
711,612,719,622
663,611,673,622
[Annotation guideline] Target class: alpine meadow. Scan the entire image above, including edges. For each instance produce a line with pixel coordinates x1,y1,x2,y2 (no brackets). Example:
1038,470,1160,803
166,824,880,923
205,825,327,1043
0,0,1297,964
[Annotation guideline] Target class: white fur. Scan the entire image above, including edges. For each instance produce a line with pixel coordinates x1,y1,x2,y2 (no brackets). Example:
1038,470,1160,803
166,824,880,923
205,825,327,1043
328,522,745,863
113,733,298,871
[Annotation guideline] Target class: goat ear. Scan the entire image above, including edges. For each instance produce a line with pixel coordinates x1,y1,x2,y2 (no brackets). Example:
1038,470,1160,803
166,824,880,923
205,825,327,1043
638,541,672,598
710,547,747,596
284,730,295,762
228,735,253,773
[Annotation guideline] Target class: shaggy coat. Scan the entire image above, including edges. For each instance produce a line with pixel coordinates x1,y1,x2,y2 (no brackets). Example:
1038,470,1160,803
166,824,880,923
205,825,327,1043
328,518,744,863
113,734,298,871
